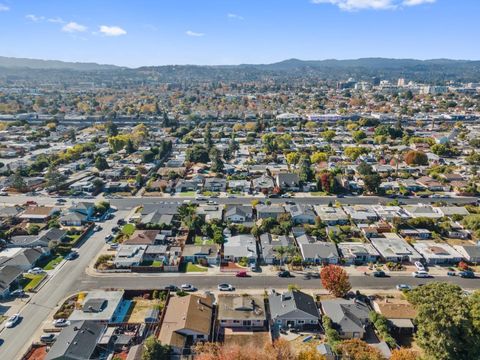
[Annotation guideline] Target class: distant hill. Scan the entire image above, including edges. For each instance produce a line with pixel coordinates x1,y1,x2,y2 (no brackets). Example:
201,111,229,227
0,56,120,71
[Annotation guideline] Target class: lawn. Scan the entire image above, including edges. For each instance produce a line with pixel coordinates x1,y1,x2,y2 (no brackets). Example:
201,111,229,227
179,191,196,197
310,191,328,196
122,223,136,236
22,273,47,291
43,255,64,270
194,236,214,245
185,262,208,272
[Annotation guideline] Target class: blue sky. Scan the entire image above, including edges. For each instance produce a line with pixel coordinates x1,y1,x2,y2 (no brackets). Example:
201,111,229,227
0,0,478,67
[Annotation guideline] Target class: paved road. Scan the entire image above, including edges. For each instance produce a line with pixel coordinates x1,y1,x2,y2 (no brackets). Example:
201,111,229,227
0,211,126,360
77,272,480,291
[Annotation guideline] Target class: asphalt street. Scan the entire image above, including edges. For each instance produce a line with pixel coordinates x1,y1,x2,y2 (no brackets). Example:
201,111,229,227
0,211,126,360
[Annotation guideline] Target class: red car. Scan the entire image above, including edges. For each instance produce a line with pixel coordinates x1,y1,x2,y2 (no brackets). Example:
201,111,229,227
235,271,248,277
25,200,38,206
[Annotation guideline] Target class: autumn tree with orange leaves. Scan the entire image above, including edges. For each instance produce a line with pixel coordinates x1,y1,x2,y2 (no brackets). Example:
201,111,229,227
390,348,419,360
320,264,351,297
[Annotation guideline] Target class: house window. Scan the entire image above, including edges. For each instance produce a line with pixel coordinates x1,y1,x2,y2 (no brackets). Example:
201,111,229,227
297,320,304,324
277,319,282,324
233,320,240,323
197,335,204,339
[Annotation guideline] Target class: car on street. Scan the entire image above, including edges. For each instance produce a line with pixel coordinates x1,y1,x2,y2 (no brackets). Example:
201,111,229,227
105,234,114,242
5,314,20,328
25,200,38,206
396,284,412,291
53,318,70,327
112,226,120,233
109,243,119,250
163,285,179,292
459,270,475,278
278,270,292,278
235,271,248,277
285,201,295,205
447,271,456,276
40,333,57,344
65,251,79,260
180,284,196,292
117,219,126,226
280,193,291,198
373,271,387,278
412,271,430,278
56,199,67,203
0,191,8,196
218,283,235,291
94,225,102,232
227,195,236,198
27,267,45,275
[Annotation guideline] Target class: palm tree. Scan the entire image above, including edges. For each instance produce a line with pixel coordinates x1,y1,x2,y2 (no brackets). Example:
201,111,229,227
276,246,286,266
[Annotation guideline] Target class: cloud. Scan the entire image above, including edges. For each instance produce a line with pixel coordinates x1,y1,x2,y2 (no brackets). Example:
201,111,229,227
186,30,205,37
227,13,244,20
99,25,127,36
48,17,65,24
26,14,45,22
0,3,9,12
403,0,435,6
62,21,87,33
311,0,435,11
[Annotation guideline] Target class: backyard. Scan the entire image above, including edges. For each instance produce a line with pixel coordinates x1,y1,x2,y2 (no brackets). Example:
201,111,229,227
194,235,214,245
122,223,136,236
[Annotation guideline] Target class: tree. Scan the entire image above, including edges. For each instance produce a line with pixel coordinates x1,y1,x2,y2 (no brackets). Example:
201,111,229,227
204,124,213,150
344,147,369,161
338,339,385,360
352,130,367,143
186,145,210,163
142,335,170,360
311,152,328,164
364,174,382,194
357,162,373,176
321,130,336,142
125,138,136,154
11,170,27,192
297,346,326,360
299,155,314,183
390,348,419,360
95,156,109,171
106,121,118,136
286,152,301,166
406,282,480,360
45,166,67,191
68,129,76,142
320,265,351,297
404,150,428,166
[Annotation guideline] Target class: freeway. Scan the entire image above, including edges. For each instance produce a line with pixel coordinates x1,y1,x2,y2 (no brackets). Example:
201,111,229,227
0,211,127,360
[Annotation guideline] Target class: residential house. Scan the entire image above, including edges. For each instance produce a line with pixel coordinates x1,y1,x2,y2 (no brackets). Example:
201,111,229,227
256,204,285,220
0,247,45,271
0,265,24,298
337,242,381,265
60,211,87,226
404,205,443,219
228,180,251,193
197,204,224,222
412,241,463,265
140,212,174,227
268,290,320,329
123,230,160,246
224,206,253,224
372,206,410,221
223,235,258,263
182,245,220,265
372,299,417,335
158,294,213,355
286,204,316,225
114,245,146,268
45,320,106,360
399,229,432,240
259,234,294,265
321,299,370,339
343,206,378,224
416,176,448,191
370,233,422,262
296,235,339,264
252,175,275,193
203,178,227,192
217,294,267,329
453,244,480,263
276,173,300,192
314,206,349,225
69,290,125,323
19,206,58,223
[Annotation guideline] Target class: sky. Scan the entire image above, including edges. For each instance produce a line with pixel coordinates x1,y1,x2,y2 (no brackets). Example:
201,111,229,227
0,0,479,67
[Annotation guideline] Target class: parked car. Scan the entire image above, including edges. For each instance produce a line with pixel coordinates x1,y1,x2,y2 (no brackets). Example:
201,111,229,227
218,283,235,291
117,219,126,226
278,270,292,278
94,225,102,232
27,267,45,275
109,243,119,250
105,234,114,242
414,261,426,272
52,318,70,327
40,333,57,344
57,199,67,203
25,200,37,206
0,191,8,196
396,284,412,291
285,201,295,205
5,314,20,328
65,251,79,260
412,271,430,278
447,271,456,276
10,289,25,298
235,271,248,277
280,193,291,198
180,284,196,292
373,271,387,278
163,285,179,292
112,226,120,233
459,270,475,278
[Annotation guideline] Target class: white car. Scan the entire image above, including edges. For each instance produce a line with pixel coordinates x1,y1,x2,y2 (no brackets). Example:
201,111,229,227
5,314,20,328
180,284,196,292
53,318,70,327
412,271,430,278
396,284,412,291
414,261,425,272
28,267,45,275
218,283,235,291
